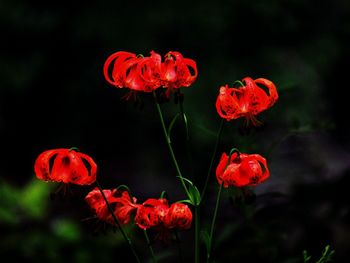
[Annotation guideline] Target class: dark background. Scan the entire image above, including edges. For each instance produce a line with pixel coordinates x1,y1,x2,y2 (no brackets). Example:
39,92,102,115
1,0,350,262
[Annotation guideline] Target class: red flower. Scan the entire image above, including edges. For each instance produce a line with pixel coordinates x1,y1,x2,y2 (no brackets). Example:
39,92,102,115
216,151,270,188
85,187,114,222
103,51,137,89
85,187,139,225
111,190,139,225
34,148,97,185
216,77,278,126
163,202,192,230
137,51,162,91
160,51,198,92
134,198,169,230
103,50,198,96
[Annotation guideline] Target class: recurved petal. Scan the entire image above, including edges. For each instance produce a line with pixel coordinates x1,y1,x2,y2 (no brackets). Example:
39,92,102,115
179,58,198,87
77,152,97,185
254,78,278,107
215,152,229,185
103,51,136,87
34,148,66,181
248,154,270,183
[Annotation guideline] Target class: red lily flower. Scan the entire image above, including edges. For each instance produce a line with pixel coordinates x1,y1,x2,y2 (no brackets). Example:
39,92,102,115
216,77,278,126
103,50,198,97
137,50,162,91
34,148,97,185
103,50,162,93
134,198,169,230
160,51,198,95
110,190,139,225
85,187,139,225
103,51,137,88
216,151,270,188
163,202,192,230
85,187,114,222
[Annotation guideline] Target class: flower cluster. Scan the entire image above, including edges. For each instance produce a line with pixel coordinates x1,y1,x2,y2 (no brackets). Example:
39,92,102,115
34,147,193,232
33,49,279,262
103,50,198,97
85,187,192,231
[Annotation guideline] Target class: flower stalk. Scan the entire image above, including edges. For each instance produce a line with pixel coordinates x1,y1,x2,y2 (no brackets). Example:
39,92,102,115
144,229,157,263
201,119,224,200
153,91,190,199
95,180,141,263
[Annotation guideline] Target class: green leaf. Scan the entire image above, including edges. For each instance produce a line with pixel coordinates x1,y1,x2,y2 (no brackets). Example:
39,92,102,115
182,112,190,140
316,245,335,263
19,179,53,219
201,230,211,254
188,183,201,206
303,250,311,263
167,113,181,143
53,218,81,242
176,176,201,206
179,176,194,186
176,199,193,205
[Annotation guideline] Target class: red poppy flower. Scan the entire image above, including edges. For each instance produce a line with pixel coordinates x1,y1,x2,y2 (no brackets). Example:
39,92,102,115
85,187,139,225
134,198,169,230
216,77,278,126
163,202,192,230
34,148,97,185
216,151,270,188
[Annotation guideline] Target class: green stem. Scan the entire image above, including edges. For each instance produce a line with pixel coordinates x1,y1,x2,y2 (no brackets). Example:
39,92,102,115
195,205,200,263
201,119,224,200
178,93,196,185
174,230,184,262
153,91,190,198
206,148,238,263
95,180,141,263
144,229,157,263
207,183,223,263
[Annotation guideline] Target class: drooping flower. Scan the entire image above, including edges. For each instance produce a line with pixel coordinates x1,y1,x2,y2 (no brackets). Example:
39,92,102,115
163,202,192,230
103,50,198,97
103,51,137,88
85,187,139,225
34,148,97,185
216,77,278,126
85,187,114,222
103,51,149,92
216,151,270,188
134,198,169,230
111,190,139,225
159,51,198,94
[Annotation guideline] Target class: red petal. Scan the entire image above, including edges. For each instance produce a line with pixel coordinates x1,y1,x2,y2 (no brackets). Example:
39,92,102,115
215,152,228,185
77,152,97,185
34,149,65,181
103,51,136,87
254,78,278,108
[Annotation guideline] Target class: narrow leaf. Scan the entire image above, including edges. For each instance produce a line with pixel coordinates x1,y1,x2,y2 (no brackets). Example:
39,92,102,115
167,113,180,143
